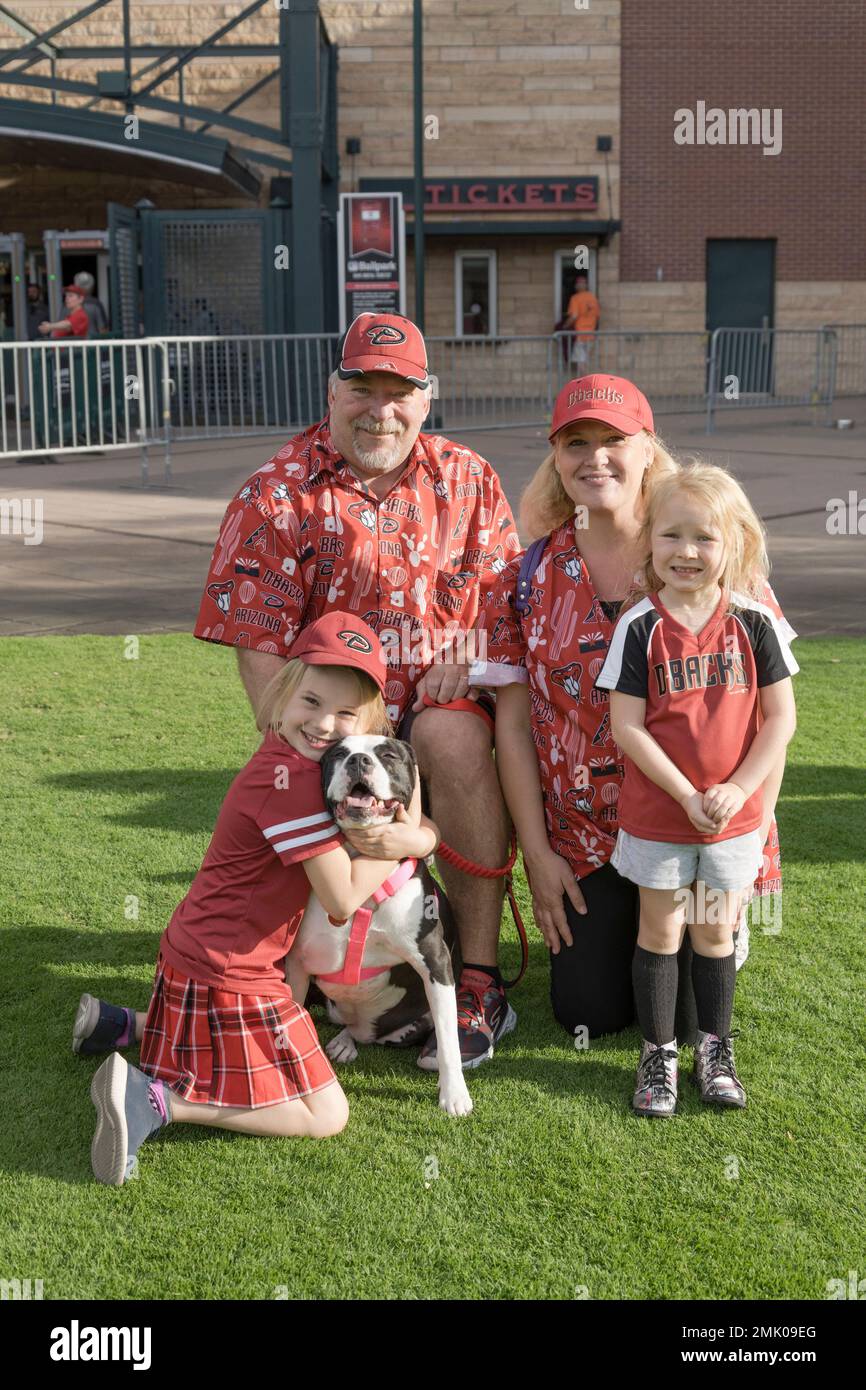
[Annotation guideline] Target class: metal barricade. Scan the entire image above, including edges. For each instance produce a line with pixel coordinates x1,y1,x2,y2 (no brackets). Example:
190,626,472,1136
156,334,340,442
706,327,837,432
0,338,166,475
425,335,556,431
821,323,866,398
2,327,851,470
426,331,711,432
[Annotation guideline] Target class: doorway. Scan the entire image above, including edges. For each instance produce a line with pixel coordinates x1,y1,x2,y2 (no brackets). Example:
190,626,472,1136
707,239,776,393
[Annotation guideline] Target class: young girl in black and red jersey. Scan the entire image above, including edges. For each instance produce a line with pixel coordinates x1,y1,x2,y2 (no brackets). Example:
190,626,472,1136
596,462,798,1117
73,613,439,1185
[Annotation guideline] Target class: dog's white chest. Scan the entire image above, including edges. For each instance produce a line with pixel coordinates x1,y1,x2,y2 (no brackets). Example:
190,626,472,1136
293,876,424,979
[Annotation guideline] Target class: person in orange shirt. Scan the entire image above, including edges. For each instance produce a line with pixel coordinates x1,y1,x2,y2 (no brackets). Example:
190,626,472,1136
564,273,600,368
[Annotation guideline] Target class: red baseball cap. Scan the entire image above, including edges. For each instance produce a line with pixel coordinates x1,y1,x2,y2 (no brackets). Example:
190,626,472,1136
549,374,654,441
289,613,387,694
337,312,430,389
63,284,85,297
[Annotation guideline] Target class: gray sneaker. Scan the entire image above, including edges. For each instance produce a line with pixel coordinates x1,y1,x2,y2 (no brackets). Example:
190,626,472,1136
90,1053,169,1185
632,1040,678,1118
693,1030,746,1108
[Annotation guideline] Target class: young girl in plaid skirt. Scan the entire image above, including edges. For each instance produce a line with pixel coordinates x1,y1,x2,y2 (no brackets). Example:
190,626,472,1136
74,614,438,1185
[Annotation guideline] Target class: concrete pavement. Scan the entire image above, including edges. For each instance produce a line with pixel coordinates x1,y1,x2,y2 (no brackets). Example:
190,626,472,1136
2,400,864,638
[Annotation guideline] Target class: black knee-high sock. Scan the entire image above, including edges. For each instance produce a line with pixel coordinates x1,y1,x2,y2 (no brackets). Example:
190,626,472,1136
632,946,678,1046
674,935,698,1048
691,950,736,1037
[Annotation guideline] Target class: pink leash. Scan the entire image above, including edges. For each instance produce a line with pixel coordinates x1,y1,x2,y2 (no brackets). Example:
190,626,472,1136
317,858,418,987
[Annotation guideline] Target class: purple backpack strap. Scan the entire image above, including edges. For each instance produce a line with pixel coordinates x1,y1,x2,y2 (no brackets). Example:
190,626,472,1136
512,536,549,617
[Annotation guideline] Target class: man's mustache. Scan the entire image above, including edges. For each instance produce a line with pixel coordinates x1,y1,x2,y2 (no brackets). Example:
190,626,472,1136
352,419,405,437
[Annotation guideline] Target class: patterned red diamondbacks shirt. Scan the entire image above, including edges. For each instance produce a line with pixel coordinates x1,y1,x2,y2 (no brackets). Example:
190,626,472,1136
194,419,521,725
595,590,799,843
470,519,796,893
159,734,343,999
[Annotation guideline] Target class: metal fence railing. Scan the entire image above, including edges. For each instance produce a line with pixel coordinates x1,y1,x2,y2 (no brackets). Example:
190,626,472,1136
821,323,866,398
2,325,858,473
0,339,168,479
705,327,837,432
426,331,712,432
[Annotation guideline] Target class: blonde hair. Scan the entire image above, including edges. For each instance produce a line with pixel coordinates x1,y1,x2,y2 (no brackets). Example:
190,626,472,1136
628,458,769,605
519,429,681,540
257,658,392,739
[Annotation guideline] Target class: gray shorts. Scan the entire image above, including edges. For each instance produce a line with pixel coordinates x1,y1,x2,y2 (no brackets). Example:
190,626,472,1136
611,828,764,892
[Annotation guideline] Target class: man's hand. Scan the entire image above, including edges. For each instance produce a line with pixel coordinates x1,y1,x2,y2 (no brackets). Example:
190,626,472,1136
523,846,587,954
680,789,722,835
702,782,747,826
411,662,476,711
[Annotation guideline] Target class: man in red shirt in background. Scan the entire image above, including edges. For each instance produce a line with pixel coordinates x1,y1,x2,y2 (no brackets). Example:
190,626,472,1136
194,312,522,1070
37,284,91,339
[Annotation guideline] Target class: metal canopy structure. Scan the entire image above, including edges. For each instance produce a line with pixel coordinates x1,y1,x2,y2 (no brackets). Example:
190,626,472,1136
0,0,338,331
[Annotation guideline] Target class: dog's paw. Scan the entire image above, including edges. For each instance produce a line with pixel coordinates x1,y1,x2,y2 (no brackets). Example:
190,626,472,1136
438,1081,473,1117
326,1027,359,1064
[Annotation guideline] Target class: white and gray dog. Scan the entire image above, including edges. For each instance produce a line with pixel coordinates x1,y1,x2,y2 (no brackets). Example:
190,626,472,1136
287,736,472,1117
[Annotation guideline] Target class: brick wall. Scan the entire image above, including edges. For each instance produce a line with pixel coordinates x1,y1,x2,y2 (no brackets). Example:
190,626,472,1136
620,0,866,283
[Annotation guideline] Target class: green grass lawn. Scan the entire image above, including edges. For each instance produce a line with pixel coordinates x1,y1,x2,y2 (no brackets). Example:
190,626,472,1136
1,635,864,1300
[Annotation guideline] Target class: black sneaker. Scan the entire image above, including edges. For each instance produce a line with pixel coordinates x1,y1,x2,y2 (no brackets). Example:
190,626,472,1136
90,1053,169,1185
417,969,516,1072
73,994,133,1055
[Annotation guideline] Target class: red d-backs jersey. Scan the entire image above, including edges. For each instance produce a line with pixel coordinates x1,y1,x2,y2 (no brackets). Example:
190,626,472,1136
596,590,799,843
159,733,342,998
470,519,796,888
194,419,520,725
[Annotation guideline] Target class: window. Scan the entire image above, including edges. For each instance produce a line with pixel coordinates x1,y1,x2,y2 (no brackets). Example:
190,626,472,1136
455,250,497,337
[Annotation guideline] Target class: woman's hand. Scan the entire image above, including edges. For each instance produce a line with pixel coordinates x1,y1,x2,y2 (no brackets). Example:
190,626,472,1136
524,846,587,954
680,790,721,835
702,782,746,826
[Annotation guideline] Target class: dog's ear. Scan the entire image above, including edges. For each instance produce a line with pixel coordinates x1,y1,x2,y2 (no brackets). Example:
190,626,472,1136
394,737,418,770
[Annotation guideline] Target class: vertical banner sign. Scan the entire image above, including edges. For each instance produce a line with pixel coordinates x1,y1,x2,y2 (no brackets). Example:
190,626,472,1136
338,192,406,331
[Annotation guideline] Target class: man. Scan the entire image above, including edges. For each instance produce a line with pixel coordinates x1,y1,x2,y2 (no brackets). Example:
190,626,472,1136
26,283,50,340
194,312,522,1068
564,272,600,367
73,271,110,337
37,284,90,340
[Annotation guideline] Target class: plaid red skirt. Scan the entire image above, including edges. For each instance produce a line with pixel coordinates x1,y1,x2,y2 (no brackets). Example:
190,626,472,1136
139,954,337,1109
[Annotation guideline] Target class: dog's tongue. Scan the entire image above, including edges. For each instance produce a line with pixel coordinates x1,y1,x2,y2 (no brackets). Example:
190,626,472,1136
346,793,377,808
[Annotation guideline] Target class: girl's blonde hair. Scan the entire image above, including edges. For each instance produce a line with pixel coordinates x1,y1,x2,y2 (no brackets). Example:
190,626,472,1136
629,458,769,605
257,657,392,739
519,429,681,540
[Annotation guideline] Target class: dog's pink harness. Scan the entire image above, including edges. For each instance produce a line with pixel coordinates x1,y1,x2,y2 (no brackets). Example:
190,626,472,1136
316,858,418,987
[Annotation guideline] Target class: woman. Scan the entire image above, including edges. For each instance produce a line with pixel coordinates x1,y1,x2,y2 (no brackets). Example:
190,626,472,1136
470,375,792,1040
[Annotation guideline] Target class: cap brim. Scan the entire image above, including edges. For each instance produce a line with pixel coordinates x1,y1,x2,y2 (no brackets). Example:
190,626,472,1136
299,650,385,694
338,358,429,390
549,407,650,441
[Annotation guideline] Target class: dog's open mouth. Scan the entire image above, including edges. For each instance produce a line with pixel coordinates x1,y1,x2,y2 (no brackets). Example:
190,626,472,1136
335,782,402,824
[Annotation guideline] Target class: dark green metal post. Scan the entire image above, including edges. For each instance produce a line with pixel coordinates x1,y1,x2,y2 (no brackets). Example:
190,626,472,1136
282,0,324,334
413,0,424,331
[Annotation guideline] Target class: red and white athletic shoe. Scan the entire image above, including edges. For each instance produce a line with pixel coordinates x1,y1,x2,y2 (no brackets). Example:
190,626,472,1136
417,969,516,1072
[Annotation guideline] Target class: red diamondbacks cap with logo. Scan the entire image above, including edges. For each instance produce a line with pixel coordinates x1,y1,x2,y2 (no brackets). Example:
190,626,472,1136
337,312,430,389
289,612,387,694
549,374,655,440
